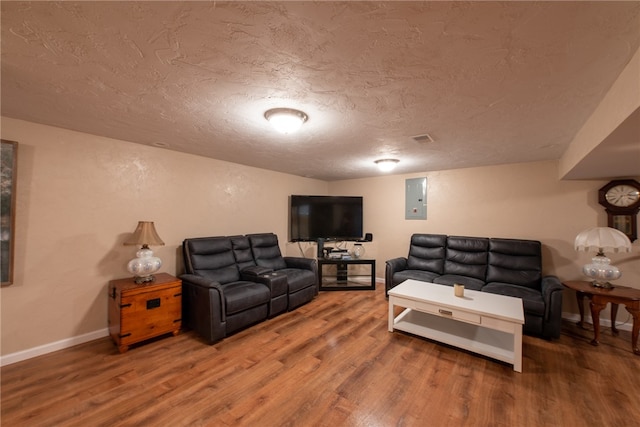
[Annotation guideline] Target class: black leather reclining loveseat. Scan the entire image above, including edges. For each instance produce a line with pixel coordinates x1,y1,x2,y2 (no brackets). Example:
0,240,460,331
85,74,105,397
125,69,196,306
180,233,318,344
386,234,563,339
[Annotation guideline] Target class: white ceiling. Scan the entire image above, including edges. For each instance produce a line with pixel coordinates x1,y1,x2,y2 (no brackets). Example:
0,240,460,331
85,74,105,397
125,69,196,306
2,1,639,181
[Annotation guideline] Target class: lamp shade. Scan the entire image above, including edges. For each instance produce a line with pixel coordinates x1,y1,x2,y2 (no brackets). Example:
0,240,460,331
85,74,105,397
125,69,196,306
574,227,631,253
124,221,165,247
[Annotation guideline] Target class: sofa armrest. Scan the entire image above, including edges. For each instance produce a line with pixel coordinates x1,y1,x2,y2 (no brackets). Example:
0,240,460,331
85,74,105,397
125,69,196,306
180,273,222,289
179,274,226,344
385,257,408,295
541,275,564,339
284,257,319,291
284,256,316,271
541,275,564,304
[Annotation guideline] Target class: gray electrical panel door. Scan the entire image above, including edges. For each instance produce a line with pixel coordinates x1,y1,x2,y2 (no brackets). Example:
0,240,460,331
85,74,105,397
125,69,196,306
405,177,427,220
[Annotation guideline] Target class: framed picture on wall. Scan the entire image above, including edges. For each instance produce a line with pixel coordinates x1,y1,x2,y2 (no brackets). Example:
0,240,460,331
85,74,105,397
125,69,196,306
1,140,18,285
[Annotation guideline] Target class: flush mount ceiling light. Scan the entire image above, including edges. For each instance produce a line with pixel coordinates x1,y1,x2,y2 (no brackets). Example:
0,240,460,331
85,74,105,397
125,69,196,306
375,158,399,172
264,108,308,134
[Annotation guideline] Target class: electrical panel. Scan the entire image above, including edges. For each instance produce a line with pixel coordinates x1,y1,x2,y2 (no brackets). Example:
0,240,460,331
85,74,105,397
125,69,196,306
405,177,427,220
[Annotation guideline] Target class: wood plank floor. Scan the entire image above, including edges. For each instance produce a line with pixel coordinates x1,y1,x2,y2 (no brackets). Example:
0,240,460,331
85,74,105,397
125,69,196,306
2,285,640,426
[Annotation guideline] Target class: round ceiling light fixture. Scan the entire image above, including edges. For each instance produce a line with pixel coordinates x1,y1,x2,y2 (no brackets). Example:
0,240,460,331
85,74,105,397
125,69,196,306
264,108,308,134
375,158,399,172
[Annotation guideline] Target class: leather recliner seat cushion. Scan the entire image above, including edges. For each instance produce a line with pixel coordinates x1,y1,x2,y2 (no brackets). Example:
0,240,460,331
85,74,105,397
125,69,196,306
279,268,316,293
223,281,271,315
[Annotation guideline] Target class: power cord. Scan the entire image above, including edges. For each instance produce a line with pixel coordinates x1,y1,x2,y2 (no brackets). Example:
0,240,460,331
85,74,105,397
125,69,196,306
297,241,307,258
615,312,631,328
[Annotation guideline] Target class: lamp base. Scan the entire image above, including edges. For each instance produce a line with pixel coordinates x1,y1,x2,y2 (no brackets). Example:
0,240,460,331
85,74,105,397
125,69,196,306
591,280,614,289
582,254,621,290
127,246,162,284
133,274,156,284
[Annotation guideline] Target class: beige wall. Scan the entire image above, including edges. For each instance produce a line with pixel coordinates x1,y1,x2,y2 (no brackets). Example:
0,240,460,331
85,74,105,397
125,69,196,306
0,117,327,356
2,117,639,359
329,162,640,307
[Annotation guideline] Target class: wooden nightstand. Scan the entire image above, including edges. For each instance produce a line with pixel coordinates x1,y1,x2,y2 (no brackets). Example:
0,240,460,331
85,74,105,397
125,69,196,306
108,273,182,353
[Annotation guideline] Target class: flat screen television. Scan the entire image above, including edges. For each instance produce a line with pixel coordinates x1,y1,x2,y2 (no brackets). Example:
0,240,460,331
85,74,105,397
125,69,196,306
289,195,363,242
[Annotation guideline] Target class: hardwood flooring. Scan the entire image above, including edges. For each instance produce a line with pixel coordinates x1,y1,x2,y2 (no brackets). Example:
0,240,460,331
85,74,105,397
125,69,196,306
2,285,640,426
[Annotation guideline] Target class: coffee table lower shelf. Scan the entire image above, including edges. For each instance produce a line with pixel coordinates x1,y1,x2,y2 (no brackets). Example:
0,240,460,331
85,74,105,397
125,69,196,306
392,308,521,372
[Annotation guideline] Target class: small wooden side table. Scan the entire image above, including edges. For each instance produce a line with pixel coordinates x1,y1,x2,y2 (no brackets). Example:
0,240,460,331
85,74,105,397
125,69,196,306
562,280,640,355
108,273,182,353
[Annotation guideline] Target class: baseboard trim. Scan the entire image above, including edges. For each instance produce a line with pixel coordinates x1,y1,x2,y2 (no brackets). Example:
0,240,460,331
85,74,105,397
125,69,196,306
1,328,109,367
562,311,633,332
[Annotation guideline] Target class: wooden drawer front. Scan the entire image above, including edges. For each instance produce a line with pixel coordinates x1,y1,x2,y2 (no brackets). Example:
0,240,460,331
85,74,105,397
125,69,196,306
404,298,481,325
120,286,181,344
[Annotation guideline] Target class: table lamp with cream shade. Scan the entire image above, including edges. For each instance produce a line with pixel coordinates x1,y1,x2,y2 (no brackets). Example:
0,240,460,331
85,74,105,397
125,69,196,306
574,226,632,288
123,221,165,284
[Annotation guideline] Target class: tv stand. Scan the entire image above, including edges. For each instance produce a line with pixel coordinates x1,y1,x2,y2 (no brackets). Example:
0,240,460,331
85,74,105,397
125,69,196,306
318,258,376,291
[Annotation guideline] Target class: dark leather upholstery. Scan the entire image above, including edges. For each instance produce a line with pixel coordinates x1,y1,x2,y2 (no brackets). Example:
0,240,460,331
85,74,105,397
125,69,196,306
180,233,318,344
433,236,489,290
385,233,563,339
230,235,256,271
228,235,288,317
386,234,446,290
406,234,446,273
482,238,563,338
181,236,270,344
248,233,318,310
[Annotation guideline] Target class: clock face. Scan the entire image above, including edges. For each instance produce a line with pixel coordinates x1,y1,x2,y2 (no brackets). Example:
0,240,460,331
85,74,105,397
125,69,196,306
605,184,640,207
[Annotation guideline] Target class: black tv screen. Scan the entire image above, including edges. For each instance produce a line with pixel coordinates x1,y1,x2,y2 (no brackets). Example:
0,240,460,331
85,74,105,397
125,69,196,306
290,195,363,242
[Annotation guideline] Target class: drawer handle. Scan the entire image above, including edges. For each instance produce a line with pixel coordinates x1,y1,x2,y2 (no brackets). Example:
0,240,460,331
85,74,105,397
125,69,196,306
438,309,453,316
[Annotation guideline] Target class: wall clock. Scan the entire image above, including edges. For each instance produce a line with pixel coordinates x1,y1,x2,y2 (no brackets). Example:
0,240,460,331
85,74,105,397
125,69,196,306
598,179,640,242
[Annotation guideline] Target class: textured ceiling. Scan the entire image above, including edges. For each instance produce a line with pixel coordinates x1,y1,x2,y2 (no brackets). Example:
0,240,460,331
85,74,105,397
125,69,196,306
2,1,639,181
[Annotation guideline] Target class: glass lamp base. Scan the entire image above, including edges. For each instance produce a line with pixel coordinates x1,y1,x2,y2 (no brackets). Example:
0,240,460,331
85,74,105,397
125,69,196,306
127,246,162,284
582,254,621,289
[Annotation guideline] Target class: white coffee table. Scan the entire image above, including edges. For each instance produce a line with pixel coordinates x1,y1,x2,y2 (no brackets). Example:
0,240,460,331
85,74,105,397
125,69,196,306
388,279,525,372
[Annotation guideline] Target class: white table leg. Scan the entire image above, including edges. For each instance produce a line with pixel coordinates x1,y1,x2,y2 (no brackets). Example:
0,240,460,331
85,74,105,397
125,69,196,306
513,324,523,372
388,297,395,332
